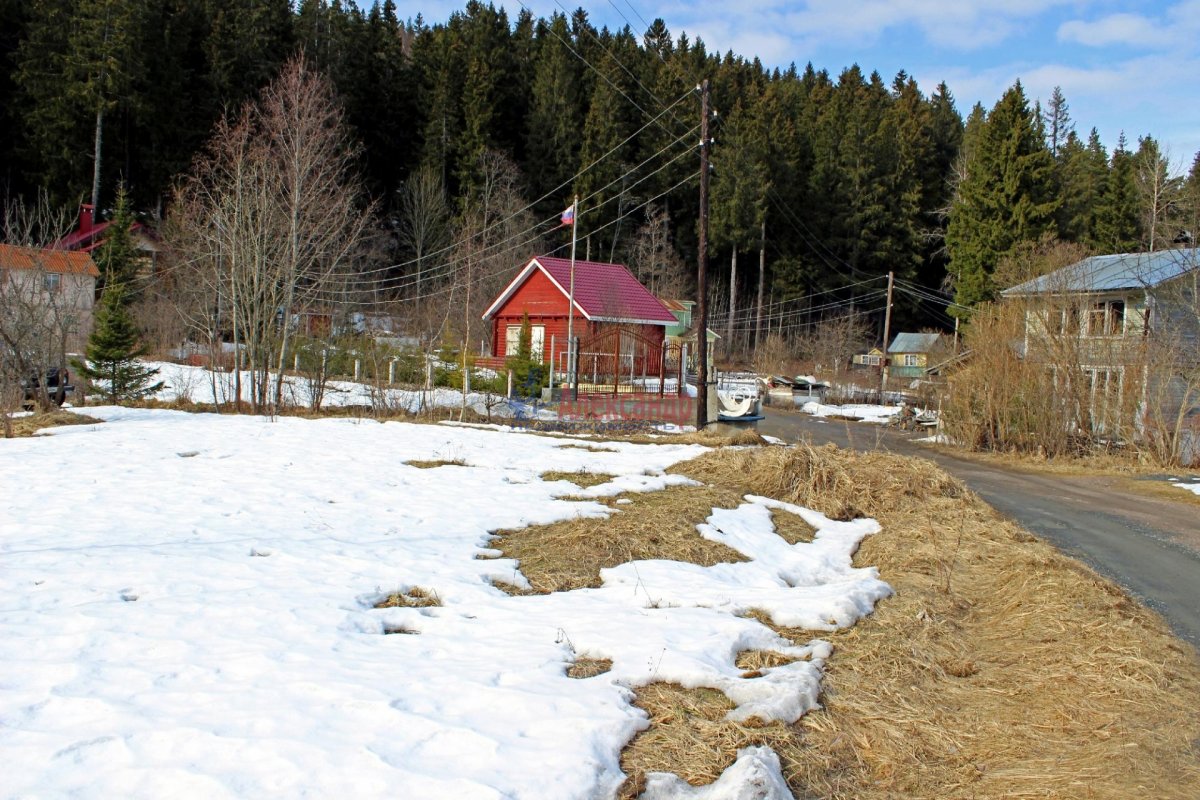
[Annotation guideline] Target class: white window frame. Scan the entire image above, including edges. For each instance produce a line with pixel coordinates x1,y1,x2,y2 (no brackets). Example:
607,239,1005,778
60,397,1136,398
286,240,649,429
902,354,920,367
504,324,545,358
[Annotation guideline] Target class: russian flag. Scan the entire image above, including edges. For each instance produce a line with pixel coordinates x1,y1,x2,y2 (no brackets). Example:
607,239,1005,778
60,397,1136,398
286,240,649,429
560,204,575,226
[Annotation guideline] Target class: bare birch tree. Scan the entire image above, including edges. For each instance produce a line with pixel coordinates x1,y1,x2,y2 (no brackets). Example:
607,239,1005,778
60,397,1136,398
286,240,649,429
166,55,370,415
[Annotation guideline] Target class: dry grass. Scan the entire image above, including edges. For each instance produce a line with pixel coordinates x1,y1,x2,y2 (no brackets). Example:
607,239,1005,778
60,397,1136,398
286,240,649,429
555,442,621,453
1119,477,1200,508
374,587,441,608
567,657,613,679
735,649,806,674
679,440,966,521
616,684,799,799
3,409,102,438
405,458,466,469
611,444,1200,799
540,470,617,489
490,483,749,594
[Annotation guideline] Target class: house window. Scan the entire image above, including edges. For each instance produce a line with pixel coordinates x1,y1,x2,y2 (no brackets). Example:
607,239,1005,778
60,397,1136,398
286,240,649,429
43,273,61,293
1042,305,1080,335
504,324,545,357
902,354,920,367
1084,366,1125,433
1087,300,1125,336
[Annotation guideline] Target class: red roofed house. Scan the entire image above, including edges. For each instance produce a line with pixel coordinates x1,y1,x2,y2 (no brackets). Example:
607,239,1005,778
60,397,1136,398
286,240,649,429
480,256,678,379
54,204,154,254
0,243,101,348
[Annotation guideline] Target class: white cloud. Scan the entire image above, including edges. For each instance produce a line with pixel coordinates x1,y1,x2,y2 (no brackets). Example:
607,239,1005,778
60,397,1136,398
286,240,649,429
1058,12,1172,47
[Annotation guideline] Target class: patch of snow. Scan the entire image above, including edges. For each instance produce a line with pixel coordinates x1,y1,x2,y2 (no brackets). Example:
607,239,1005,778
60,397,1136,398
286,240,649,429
913,433,953,445
801,401,899,425
1175,481,1200,497
145,360,511,417
761,435,786,445
1,408,889,797
641,746,792,800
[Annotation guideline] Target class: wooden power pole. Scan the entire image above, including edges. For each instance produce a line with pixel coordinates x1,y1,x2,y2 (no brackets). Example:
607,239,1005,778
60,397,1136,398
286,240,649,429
879,270,894,400
755,218,765,349
696,79,711,429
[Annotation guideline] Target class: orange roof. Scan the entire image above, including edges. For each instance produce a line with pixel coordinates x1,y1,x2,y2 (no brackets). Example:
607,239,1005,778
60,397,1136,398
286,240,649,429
0,243,100,277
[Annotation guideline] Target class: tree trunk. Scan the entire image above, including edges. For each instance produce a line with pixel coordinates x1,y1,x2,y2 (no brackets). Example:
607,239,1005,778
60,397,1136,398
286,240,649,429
92,107,104,212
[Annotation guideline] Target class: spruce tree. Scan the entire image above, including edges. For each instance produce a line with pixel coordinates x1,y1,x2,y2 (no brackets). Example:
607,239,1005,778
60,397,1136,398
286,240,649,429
1094,134,1141,252
94,185,138,294
946,82,1057,308
76,281,162,404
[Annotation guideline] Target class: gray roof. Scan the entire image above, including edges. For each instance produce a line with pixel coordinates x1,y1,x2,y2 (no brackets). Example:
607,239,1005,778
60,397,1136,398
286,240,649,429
1001,248,1200,296
888,332,943,354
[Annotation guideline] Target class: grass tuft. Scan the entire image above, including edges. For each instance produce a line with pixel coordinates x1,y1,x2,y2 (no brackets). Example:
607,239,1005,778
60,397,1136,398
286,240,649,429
567,657,613,679
374,587,441,608
541,470,617,489
3,409,101,438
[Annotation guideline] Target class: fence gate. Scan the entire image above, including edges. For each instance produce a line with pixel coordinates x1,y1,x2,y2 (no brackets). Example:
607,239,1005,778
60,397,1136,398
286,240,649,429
569,328,681,397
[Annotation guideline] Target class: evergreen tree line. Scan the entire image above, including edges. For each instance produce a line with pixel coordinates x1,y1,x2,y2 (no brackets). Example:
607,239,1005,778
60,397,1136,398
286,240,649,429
2,0,1196,339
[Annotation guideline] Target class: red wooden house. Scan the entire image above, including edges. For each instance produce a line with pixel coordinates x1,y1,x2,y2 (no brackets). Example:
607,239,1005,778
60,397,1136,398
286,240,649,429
479,256,677,376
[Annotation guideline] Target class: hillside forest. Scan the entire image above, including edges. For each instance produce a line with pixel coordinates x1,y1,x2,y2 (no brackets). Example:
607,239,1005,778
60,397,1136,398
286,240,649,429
2,0,1198,356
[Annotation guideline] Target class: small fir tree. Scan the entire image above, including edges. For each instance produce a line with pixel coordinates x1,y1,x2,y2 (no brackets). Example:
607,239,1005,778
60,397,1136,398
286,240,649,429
504,312,544,397
75,281,162,403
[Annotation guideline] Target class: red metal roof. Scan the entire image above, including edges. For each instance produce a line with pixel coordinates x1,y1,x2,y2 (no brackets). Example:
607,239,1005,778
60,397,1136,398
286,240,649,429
0,244,100,277
483,256,676,325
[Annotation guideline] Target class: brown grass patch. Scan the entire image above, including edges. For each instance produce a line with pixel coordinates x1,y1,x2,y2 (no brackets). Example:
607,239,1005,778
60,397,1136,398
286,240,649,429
567,657,613,679
3,409,102,438
769,508,815,544
540,470,617,489
374,587,441,608
555,442,620,453
677,440,965,521
405,458,466,469
490,483,749,593
734,649,804,674
616,683,798,798
1117,476,1200,508
622,444,1200,799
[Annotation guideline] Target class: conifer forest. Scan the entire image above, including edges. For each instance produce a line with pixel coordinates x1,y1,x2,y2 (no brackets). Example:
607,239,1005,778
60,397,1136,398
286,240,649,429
1,0,1193,349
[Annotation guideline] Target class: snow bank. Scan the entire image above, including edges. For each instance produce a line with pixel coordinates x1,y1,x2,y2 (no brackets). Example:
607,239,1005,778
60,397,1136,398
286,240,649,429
800,401,899,424
147,360,511,417
0,409,889,797
1169,478,1200,496
642,746,792,799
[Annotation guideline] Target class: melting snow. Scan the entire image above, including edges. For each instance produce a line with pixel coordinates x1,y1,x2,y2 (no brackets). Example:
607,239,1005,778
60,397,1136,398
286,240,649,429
0,408,889,797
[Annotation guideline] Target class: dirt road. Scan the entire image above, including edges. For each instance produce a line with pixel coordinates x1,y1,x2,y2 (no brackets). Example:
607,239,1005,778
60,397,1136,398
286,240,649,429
758,408,1200,649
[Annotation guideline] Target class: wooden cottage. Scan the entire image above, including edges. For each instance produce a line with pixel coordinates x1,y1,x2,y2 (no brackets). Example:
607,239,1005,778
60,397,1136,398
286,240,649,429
479,256,678,376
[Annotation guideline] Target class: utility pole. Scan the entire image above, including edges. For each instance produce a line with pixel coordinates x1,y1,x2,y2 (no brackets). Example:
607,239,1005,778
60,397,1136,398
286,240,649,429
696,79,711,429
879,270,894,400
755,218,765,349
566,195,579,398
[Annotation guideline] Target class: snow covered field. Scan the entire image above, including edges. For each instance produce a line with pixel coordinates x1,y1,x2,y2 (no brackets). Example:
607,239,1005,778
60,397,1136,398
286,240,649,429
0,409,890,798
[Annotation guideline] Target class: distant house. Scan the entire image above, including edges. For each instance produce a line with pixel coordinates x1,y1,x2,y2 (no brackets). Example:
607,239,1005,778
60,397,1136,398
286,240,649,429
852,347,885,368
887,332,950,379
0,243,100,348
54,204,156,256
479,256,677,376
1001,247,1200,457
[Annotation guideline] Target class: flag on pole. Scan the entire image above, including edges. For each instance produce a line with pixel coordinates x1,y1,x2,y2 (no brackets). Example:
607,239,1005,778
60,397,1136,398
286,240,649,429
560,204,575,226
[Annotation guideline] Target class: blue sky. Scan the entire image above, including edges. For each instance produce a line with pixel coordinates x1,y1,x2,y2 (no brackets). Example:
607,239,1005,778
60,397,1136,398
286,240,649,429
398,1,1200,168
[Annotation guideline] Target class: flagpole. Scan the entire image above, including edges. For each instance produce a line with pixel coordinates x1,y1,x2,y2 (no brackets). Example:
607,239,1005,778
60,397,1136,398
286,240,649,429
566,195,578,395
